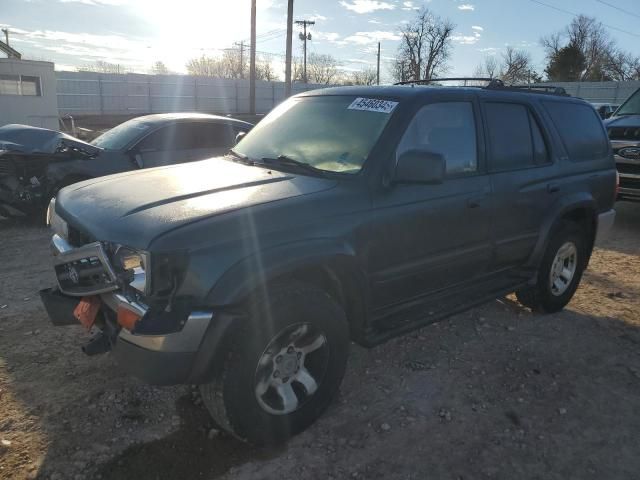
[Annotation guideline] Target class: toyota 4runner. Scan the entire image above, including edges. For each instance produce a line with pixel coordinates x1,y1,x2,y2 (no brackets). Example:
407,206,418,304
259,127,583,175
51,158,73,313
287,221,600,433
40,81,617,444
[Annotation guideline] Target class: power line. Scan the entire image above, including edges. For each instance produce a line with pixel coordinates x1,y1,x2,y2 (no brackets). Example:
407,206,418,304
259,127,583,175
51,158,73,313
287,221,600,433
527,0,640,38
595,0,640,20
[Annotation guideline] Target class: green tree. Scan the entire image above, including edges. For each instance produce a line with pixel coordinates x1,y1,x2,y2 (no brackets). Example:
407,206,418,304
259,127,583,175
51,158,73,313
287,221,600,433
545,44,586,81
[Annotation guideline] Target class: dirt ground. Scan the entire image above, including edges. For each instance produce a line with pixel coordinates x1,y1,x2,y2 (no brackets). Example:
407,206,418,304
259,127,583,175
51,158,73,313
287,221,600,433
1,203,639,480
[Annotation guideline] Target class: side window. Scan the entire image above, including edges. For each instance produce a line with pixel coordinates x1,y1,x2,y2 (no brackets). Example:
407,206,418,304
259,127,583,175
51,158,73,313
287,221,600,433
543,101,609,161
396,102,477,175
189,122,235,149
137,123,235,152
485,102,548,171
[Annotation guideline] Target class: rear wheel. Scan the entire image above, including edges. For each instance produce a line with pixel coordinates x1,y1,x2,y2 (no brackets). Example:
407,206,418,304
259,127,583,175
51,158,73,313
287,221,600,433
199,281,349,444
516,221,587,313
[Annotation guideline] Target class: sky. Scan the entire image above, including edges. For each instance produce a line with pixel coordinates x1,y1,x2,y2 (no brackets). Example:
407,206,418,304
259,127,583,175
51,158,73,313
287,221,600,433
2,0,640,82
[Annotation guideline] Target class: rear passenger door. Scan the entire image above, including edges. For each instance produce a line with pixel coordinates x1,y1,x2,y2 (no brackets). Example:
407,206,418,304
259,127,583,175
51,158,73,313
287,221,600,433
481,99,559,270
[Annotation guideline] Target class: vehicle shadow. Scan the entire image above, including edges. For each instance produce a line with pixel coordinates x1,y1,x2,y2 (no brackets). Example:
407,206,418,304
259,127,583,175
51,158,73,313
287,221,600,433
2,296,640,480
95,395,283,480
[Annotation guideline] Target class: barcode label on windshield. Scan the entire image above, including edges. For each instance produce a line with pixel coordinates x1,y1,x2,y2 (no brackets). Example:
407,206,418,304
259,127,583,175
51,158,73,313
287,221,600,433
348,98,398,114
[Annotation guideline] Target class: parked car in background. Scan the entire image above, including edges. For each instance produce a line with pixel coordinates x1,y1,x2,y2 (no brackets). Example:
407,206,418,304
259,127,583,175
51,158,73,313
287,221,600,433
0,113,253,218
41,82,616,444
604,88,640,202
592,103,619,119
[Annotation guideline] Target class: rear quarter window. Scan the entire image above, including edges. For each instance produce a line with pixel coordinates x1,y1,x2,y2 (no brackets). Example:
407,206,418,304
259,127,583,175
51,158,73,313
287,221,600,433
542,101,609,161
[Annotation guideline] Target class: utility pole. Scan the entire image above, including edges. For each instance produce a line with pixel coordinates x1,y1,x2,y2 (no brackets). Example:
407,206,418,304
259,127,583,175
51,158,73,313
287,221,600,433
284,0,294,97
234,41,246,78
295,19,315,83
376,42,381,85
249,0,256,114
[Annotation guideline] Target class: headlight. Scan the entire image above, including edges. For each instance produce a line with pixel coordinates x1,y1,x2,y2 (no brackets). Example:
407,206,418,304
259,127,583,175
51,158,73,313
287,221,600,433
48,198,69,240
112,246,149,294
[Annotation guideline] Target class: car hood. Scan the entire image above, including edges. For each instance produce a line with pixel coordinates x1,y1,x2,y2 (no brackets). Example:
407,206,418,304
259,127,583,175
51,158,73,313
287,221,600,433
56,157,338,249
604,115,640,128
0,124,101,157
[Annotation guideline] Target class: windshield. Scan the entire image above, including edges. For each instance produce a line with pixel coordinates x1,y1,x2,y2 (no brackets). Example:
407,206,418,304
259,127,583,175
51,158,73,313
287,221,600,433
614,89,640,116
233,95,397,174
91,119,152,150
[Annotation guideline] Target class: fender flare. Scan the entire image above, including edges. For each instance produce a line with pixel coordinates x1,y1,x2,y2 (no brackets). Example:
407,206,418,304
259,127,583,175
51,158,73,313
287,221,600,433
205,238,365,307
526,192,597,269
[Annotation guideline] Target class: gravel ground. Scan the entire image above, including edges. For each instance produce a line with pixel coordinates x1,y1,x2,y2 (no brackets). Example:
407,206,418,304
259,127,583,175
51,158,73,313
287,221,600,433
0,202,639,480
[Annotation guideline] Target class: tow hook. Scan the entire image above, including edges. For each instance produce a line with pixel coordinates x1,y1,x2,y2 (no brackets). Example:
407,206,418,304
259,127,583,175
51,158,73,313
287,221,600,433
82,332,111,356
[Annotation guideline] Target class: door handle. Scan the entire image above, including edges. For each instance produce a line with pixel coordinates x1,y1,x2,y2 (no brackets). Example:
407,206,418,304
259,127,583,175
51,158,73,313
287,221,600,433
547,183,560,193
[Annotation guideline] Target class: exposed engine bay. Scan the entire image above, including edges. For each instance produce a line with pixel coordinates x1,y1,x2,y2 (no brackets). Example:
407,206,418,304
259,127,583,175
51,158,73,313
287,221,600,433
0,124,101,217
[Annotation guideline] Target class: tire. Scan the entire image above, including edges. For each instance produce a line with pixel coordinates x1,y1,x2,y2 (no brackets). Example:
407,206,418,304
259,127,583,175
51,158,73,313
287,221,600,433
516,221,588,313
199,281,350,445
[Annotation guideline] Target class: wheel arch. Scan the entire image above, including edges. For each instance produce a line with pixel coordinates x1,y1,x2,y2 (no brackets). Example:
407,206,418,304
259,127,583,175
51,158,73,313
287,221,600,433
527,193,598,270
205,240,370,343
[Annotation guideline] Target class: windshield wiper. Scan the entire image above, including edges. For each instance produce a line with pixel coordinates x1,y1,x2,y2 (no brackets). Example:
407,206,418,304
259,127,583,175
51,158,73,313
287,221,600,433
260,155,326,175
228,148,256,165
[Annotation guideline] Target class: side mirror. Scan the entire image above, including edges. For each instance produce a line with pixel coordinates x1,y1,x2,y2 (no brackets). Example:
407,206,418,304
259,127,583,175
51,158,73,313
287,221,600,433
394,149,445,185
235,131,247,145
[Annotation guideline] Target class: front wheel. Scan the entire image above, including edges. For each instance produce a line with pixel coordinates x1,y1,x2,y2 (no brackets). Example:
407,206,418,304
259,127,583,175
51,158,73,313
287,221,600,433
199,281,349,444
516,221,588,313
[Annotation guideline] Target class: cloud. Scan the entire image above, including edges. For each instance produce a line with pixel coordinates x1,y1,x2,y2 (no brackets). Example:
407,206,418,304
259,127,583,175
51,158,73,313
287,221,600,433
343,30,400,45
478,47,500,54
458,4,475,10
368,19,383,24
471,25,483,31
401,1,418,10
315,31,341,42
303,13,328,22
452,26,482,45
339,0,395,14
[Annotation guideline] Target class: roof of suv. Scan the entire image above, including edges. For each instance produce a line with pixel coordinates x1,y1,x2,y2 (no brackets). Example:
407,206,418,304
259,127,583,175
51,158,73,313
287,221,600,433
298,85,583,103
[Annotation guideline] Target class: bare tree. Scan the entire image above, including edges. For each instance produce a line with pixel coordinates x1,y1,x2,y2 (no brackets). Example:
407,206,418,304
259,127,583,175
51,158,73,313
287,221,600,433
185,55,227,77
150,61,169,75
603,49,640,81
473,55,499,79
78,60,128,74
347,68,378,85
256,55,278,81
474,48,537,84
393,7,455,82
500,47,533,84
306,53,339,84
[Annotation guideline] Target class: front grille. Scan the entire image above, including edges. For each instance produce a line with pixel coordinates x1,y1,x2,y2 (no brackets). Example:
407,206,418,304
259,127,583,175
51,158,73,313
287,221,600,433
617,163,640,175
54,242,118,296
620,176,640,190
0,158,14,177
608,127,640,141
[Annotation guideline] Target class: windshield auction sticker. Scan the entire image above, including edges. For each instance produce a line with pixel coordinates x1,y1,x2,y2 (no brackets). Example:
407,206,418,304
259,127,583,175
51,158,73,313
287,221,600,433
348,98,399,114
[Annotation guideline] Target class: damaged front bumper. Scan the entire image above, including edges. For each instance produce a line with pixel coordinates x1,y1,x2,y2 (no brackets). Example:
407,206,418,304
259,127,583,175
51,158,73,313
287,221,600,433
41,234,223,385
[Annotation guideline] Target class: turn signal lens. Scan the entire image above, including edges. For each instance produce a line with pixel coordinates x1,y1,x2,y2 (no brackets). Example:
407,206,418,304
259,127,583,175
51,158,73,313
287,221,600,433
117,306,141,331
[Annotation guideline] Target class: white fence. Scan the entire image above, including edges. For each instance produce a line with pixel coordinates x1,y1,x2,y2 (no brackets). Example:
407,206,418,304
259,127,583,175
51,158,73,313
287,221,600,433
55,72,640,116
537,81,640,104
55,71,329,115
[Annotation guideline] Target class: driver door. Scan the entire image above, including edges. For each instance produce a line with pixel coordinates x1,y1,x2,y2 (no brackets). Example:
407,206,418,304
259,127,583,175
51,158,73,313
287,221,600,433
367,98,493,309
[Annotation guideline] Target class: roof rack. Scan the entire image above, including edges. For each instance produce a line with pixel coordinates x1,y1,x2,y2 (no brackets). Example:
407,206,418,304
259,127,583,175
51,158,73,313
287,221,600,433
394,77,495,86
394,77,569,96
